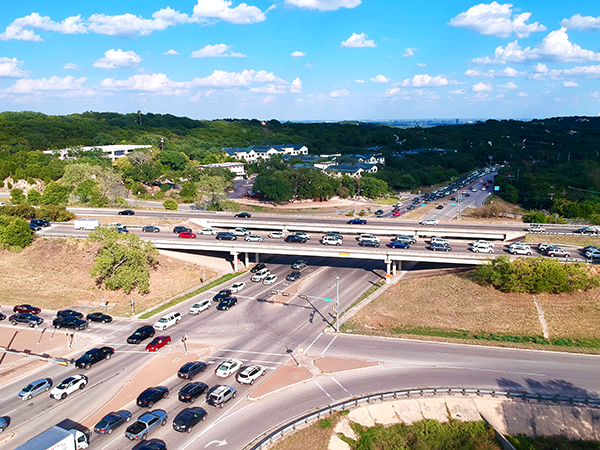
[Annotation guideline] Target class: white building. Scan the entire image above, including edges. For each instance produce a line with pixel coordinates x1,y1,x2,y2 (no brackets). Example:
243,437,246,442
199,162,246,179
224,144,308,163
44,144,153,162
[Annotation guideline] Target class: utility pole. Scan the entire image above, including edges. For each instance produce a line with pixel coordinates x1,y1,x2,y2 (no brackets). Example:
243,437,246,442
456,190,462,221
335,274,340,333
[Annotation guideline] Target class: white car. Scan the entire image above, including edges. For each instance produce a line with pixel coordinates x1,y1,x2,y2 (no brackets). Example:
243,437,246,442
472,240,495,248
358,233,380,243
429,237,449,246
263,274,278,285
292,231,311,240
527,225,546,233
189,299,211,315
215,359,243,378
321,236,342,246
153,312,181,330
49,375,88,400
245,234,264,242
229,227,251,236
509,244,532,255
587,250,600,259
199,228,216,235
230,282,246,293
268,231,285,239
236,365,266,385
420,219,438,226
251,268,270,282
472,243,494,253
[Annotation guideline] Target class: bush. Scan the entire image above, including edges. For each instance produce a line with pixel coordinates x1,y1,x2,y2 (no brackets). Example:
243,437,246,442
0,217,33,249
10,188,26,204
27,189,42,205
163,199,178,210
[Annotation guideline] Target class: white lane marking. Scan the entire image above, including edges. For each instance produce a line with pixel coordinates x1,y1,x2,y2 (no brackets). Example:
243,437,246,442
313,380,335,402
331,377,351,396
320,335,337,356
218,349,288,356
102,322,137,339
5,408,16,415
304,333,321,354
380,363,546,377
101,434,122,449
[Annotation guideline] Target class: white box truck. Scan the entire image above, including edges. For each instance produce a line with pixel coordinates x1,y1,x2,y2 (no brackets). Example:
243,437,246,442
73,218,100,231
15,425,89,450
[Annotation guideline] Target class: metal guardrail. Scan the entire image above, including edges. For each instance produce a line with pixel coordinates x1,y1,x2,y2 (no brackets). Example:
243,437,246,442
244,387,600,450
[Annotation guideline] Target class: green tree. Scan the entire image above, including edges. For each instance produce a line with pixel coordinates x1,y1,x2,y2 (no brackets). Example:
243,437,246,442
0,217,33,249
163,199,178,210
27,189,42,205
10,188,26,204
180,181,199,203
88,227,159,294
42,181,71,205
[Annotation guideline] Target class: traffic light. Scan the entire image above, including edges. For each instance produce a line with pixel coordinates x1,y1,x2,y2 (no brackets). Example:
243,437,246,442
298,295,308,300
270,291,278,295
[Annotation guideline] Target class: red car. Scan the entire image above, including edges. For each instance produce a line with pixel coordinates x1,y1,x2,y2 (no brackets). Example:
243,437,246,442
178,232,196,239
393,210,401,217
145,336,171,352
13,304,41,315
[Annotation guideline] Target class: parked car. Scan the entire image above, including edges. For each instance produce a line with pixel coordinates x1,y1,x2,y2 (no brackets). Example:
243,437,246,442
251,263,266,273
546,247,571,258
9,313,44,327
177,361,208,380
420,219,439,226
428,243,451,252
173,407,208,433
127,325,156,344
86,312,113,323
178,382,209,403
125,410,168,441
189,299,211,315
198,228,216,235
136,387,169,408
53,316,88,330
215,359,242,377
230,227,251,236
393,235,416,244
216,297,238,310
142,226,160,233
268,231,284,239
179,231,196,239
94,411,131,435
347,218,367,225
291,260,308,269
263,274,278,285
389,241,410,249
146,335,171,352
245,234,264,242
18,378,52,400
234,212,251,218
173,226,192,234
118,210,135,215
153,312,181,330
358,239,380,248
284,234,307,243
236,365,266,385
216,232,237,240
230,282,246,293
251,268,270,282
213,289,232,301
30,218,50,227
50,374,88,400
13,304,41,315
75,347,114,369
286,271,302,281
57,309,83,318
207,385,236,408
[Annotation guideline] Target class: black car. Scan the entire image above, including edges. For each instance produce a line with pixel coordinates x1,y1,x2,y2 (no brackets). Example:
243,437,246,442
358,239,380,248
173,226,192,234
0,312,5,321
284,234,307,244
235,212,251,218
142,226,160,233
118,210,135,215
57,309,84,319
178,382,209,403
9,313,44,327
217,297,237,311
250,263,266,273
75,347,114,369
138,441,167,450
216,232,237,240
53,316,88,330
31,218,50,227
29,223,42,231
127,325,156,344
212,289,232,302
94,410,132,435
173,407,207,433
374,209,384,216
86,312,113,323
137,387,169,408
286,271,302,281
178,362,208,380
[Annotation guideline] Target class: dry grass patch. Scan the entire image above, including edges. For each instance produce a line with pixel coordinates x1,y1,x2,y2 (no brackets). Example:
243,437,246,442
269,414,341,450
539,288,600,340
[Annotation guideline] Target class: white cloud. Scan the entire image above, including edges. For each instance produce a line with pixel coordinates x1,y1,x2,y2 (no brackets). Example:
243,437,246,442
530,64,600,81
449,2,546,38
305,62,313,68
192,0,267,25
534,63,548,73
93,49,142,69
450,89,466,94
191,44,246,58
63,63,78,70
3,75,86,94
355,79,366,83
251,84,286,94
403,48,417,57
384,87,402,97
473,28,600,64
341,32,376,48
0,57,25,78
291,51,306,57
417,62,427,67
370,74,390,83
284,0,361,11
165,49,179,55
290,77,302,93
517,91,528,97
260,95,275,104
561,14,600,32
591,91,600,99
88,8,189,37
465,66,522,78
0,13,85,41
399,74,449,87
563,81,579,87
330,88,350,97
499,81,517,89
472,82,493,92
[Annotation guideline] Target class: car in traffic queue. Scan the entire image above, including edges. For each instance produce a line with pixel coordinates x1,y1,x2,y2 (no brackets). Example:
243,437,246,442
0,312,5,321
86,312,113,323
358,234,380,243
188,299,211,315
263,274,278,285
286,271,302,281
52,316,88,330
509,243,532,255
177,361,207,380
57,309,84,318
268,231,284,239
18,378,53,400
145,336,171,352
284,234,307,243
388,240,410,249
216,231,237,240
471,242,494,253
586,249,600,259
142,226,160,233
93,411,131,435
13,304,41,315
546,246,571,258
292,231,311,240
153,312,181,330
251,268,270,282
75,347,114,369
172,407,208,433
49,374,88,400
393,235,416,244
229,227,251,236
178,231,196,239
374,209,384,216
29,222,42,231
428,243,452,252
472,239,495,248
358,239,380,248
173,226,192,234
213,289,232,301
429,237,449,246
230,282,246,293
393,209,402,216
127,325,156,344
30,218,50,227
125,410,167,441
236,365,266,385
137,440,167,450
215,359,242,377
245,234,264,242
178,382,209,403
216,297,238,311
291,260,308,269
347,218,367,225
136,387,169,408
206,385,236,408
321,235,342,245
198,227,216,235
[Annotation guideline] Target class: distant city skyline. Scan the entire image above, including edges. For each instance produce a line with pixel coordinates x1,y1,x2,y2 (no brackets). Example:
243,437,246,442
1,1,600,121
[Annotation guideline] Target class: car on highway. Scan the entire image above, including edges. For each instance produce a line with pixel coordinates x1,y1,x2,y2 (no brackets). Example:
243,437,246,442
245,234,264,242
347,218,367,225
215,359,242,377
251,268,270,281
291,260,308,269
198,227,216,235
586,250,600,259
177,361,207,380
321,235,342,245
189,299,211,315
526,225,546,233
263,274,278,285
178,382,209,403
293,231,311,240
117,225,129,232
216,231,237,240
393,209,402,216
286,271,302,281
546,247,571,258
235,212,251,218
173,226,192,234
428,243,452,252
284,234,307,243
86,312,113,323
29,222,42,231
230,282,246,293
173,407,207,433
153,311,181,330
216,297,238,310
393,235,416,244
268,231,284,239
230,227,251,236
213,289,232,301
50,374,88,400
118,210,135,215
75,347,114,369
576,226,600,235
358,234,380,242
471,243,494,253
358,239,380,248
388,241,410,249
31,218,50,227
146,335,171,352
94,411,131,435
142,226,160,233
236,365,266,385
18,378,52,400
509,243,532,255
207,385,236,408
582,245,599,253
52,316,88,330
374,209,384,216
13,304,41,315
57,309,84,318
429,237,449,246
420,218,439,226
125,410,168,441
179,231,196,239
127,325,156,344
324,232,343,240
137,387,169,408
435,205,444,209
251,262,266,273
472,240,495,248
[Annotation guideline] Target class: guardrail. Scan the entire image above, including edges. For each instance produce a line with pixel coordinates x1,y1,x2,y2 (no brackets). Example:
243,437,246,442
244,387,600,450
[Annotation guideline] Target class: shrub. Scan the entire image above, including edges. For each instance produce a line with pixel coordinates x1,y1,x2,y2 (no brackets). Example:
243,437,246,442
0,217,33,249
10,188,26,204
27,189,42,206
163,199,178,210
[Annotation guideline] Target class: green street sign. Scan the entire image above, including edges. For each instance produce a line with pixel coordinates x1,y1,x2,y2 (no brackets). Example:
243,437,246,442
324,298,333,302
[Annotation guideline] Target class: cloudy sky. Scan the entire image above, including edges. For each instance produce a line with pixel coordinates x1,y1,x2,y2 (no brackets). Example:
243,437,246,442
1,0,600,121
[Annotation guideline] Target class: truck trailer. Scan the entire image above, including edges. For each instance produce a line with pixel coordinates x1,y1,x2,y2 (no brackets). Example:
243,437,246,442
73,218,100,231
15,425,89,450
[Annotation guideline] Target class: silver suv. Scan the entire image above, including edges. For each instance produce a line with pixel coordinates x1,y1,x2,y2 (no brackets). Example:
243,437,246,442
207,385,236,408
394,235,416,244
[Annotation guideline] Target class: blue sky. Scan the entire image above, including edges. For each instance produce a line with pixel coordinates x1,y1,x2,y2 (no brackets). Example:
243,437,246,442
1,0,600,121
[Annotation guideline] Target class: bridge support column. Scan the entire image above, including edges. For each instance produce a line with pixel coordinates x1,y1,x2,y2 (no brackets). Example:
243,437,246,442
255,252,259,263
397,260,403,271
392,261,397,276
231,251,239,272
386,260,391,276
244,252,249,267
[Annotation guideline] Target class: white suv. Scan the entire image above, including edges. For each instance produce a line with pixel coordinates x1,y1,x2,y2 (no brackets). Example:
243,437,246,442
472,243,494,253
153,312,182,330
321,235,342,245
429,236,449,246
509,243,532,255
251,268,270,282
420,219,439,226
358,234,380,243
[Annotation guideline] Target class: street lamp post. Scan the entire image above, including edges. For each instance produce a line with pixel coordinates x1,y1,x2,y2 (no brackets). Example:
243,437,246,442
335,274,340,333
